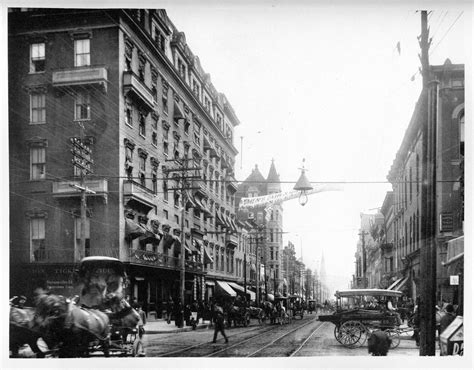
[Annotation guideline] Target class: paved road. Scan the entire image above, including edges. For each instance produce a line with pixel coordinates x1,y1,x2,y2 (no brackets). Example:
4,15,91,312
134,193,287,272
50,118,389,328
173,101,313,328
142,313,421,357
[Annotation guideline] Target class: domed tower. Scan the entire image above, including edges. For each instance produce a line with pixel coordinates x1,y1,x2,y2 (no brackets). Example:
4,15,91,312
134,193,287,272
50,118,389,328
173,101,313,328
266,160,283,294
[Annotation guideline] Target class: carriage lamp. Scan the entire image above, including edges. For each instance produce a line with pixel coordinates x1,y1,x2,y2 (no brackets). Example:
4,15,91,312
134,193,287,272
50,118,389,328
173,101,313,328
294,159,313,206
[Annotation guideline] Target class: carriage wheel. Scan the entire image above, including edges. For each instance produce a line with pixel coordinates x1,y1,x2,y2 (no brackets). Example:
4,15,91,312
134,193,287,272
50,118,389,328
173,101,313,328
338,321,367,348
384,329,401,349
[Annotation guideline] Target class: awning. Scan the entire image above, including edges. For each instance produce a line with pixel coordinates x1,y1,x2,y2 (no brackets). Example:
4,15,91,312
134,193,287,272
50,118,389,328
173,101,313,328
223,214,233,230
227,282,256,301
389,277,409,291
387,277,403,290
192,239,202,255
443,236,464,266
215,212,226,226
185,191,197,209
173,101,185,121
125,219,146,240
216,281,237,297
203,247,214,264
138,228,162,245
230,218,238,232
194,197,213,218
206,281,215,286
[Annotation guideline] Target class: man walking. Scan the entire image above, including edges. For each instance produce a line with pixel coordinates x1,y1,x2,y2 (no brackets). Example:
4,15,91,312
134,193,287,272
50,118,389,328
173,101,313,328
212,302,228,344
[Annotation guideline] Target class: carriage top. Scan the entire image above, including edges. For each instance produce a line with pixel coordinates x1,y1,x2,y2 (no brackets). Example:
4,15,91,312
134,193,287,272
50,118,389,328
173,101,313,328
77,256,126,278
335,289,403,298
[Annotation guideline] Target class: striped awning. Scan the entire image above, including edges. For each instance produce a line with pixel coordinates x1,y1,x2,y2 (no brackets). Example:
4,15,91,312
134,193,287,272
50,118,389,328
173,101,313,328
228,282,256,301
216,281,237,297
125,219,146,240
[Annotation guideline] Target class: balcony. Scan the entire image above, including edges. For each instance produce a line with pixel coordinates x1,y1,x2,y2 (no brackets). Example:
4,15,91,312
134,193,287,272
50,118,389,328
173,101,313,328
52,66,108,92
123,180,156,212
225,233,238,247
52,178,108,203
128,249,204,273
123,71,155,112
225,175,238,193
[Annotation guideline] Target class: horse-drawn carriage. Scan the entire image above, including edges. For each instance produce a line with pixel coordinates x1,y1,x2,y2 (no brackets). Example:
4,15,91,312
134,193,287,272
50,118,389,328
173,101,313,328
9,256,142,357
318,289,405,348
288,296,304,319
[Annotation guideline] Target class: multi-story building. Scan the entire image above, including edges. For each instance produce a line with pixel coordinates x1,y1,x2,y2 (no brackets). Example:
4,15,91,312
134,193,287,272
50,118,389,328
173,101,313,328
9,8,242,313
236,161,284,298
354,212,384,289
386,59,464,302
379,191,396,289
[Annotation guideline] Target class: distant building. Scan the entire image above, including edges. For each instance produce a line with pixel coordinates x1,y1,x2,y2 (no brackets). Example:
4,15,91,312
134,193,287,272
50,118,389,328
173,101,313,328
236,161,284,297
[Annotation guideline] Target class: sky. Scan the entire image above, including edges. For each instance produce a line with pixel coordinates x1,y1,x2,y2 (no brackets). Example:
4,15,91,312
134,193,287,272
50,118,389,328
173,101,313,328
163,1,470,292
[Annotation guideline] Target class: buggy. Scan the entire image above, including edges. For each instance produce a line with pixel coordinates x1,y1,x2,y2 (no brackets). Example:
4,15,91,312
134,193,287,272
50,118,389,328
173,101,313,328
318,289,404,348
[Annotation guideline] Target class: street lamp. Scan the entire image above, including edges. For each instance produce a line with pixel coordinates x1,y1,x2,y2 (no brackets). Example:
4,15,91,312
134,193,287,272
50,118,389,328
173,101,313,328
294,159,313,206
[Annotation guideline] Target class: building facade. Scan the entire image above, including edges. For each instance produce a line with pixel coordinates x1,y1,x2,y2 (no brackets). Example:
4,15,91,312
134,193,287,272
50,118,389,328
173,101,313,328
9,8,243,313
385,59,464,302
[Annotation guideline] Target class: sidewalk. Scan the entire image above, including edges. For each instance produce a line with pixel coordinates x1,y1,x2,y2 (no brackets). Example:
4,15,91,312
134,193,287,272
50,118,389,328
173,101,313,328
144,318,211,334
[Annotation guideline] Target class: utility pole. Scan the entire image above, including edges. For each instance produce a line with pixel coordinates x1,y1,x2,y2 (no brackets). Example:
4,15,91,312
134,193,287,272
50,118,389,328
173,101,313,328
358,230,368,288
419,9,437,356
243,234,247,297
70,123,94,261
166,157,201,326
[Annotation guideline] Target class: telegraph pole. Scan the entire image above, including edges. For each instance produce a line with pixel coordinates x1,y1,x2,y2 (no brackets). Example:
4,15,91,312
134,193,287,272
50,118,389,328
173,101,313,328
419,9,437,356
166,156,201,326
359,230,368,288
70,122,94,261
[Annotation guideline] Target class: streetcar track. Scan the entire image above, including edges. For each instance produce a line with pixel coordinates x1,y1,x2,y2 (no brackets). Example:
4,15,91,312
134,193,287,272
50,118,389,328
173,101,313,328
246,317,320,357
157,324,266,357
289,321,328,357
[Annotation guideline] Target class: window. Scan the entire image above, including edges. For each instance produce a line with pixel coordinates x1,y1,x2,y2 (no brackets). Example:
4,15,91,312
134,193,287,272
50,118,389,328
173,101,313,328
30,43,45,73
75,92,91,120
125,105,133,126
174,215,179,224
163,142,169,156
162,93,168,114
139,114,146,137
174,191,179,208
152,172,157,193
30,147,46,180
30,218,45,262
75,217,91,259
163,181,168,201
30,93,46,124
164,209,169,219
74,39,90,67
152,132,157,146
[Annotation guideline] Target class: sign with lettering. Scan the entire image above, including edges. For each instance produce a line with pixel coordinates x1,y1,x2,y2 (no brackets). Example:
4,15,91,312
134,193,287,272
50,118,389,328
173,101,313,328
439,213,454,232
450,275,459,285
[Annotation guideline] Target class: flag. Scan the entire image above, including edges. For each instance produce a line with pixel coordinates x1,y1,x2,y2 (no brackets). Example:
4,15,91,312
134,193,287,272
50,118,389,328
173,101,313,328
396,41,401,55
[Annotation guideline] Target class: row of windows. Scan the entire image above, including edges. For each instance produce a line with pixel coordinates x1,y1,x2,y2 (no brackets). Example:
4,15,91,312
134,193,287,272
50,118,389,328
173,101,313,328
29,217,90,262
29,92,90,125
29,39,90,74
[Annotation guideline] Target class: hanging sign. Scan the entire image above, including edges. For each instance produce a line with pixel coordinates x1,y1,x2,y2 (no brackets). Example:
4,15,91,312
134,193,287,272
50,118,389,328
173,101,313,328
450,275,459,285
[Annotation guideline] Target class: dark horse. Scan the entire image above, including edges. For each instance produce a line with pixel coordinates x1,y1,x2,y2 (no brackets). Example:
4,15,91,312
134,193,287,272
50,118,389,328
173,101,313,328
35,292,140,357
10,305,45,357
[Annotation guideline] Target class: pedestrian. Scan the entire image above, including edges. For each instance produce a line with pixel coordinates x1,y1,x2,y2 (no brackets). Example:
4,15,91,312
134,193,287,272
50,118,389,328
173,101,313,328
134,302,147,339
175,300,183,328
412,296,421,346
212,302,228,344
368,330,392,356
439,304,456,335
166,297,174,324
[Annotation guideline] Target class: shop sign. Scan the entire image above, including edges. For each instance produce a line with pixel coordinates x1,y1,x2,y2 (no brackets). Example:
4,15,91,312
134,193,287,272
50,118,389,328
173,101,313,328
450,275,459,285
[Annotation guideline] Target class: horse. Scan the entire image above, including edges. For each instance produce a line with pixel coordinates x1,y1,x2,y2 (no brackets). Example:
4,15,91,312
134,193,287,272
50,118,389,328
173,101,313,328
248,306,265,324
9,305,45,357
262,301,277,324
104,294,141,345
